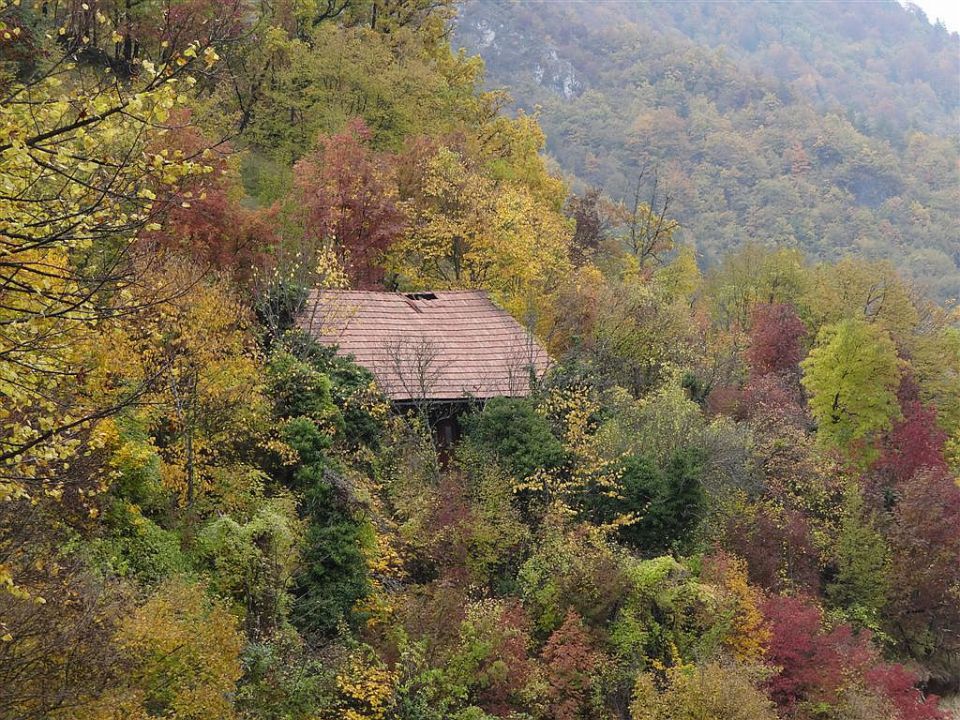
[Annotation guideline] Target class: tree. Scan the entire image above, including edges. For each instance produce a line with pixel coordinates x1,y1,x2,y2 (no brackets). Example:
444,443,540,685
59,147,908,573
869,377,949,497
721,503,822,594
762,594,945,720
761,595,852,711
540,611,602,720
144,122,279,281
825,486,891,628
0,554,128,720
548,274,698,396
806,258,920,344
463,397,566,483
195,497,303,636
126,260,268,507
704,245,810,331
0,2,228,504
606,450,706,555
621,167,679,269
0,85,207,499
885,467,960,679
631,662,778,720
865,663,947,720
700,552,770,662
518,522,629,634
439,599,536,716
293,119,407,286
565,187,618,264
239,19,485,159
265,348,370,637
801,319,901,456
113,579,244,720
746,302,808,378
385,141,573,317
609,555,733,670
293,476,371,637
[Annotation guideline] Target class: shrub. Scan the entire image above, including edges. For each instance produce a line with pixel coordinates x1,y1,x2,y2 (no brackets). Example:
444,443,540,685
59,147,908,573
464,396,566,482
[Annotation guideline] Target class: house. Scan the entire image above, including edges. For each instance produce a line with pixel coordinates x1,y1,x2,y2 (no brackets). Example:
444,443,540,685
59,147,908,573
296,289,552,446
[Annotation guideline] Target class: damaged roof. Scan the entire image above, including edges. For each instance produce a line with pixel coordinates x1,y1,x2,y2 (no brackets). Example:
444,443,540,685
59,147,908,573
297,290,551,402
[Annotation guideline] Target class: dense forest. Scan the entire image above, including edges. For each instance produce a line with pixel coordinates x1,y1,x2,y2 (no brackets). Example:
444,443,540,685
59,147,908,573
1,1,959,719
454,0,960,302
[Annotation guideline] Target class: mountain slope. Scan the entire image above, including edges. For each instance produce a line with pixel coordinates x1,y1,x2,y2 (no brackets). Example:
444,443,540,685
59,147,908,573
454,0,960,301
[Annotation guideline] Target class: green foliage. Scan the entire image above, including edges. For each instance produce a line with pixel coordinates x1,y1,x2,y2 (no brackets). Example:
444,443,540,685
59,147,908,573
704,245,811,330
430,599,535,715
236,631,337,719
92,504,191,584
601,382,750,500
609,556,729,670
587,450,707,556
267,350,345,429
518,522,629,635
266,342,373,638
463,397,566,482
107,418,168,513
283,333,384,451
825,486,891,631
588,277,697,395
583,453,659,540
282,417,334,476
196,496,303,635
801,319,902,456
630,449,707,556
546,270,698,396
293,473,371,637
461,457,531,588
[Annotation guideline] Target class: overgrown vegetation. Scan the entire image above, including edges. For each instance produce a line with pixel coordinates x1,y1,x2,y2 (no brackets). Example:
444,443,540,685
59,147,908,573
1,0,958,719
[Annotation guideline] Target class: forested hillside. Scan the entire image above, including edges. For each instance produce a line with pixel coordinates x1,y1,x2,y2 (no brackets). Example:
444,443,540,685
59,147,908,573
1,1,960,719
454,0,960,301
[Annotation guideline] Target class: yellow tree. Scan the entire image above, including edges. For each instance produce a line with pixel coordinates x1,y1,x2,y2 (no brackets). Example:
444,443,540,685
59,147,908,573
804,257,919,342
801,319,902,459
116,259,269,507
105,579,244,720
387,145,572,317
0,5,224,503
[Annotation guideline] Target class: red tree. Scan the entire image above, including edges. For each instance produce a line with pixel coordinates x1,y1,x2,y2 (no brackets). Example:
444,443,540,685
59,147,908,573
763,595,946,719
763,595,846,710
724,505,821,594
143,116,278,280
866,664,946,720
474,602,537,716
886,467,960,671
540,611,601,720
293,119,407,286
746,302,808,379
869,375,948,492
150,184,279,282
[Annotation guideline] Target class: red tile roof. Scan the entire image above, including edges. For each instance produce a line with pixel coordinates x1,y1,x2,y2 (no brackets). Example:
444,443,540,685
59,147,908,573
297,290,551,401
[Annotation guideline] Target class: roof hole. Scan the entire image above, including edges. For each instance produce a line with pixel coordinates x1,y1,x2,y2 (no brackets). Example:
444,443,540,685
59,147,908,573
404,292,438,301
